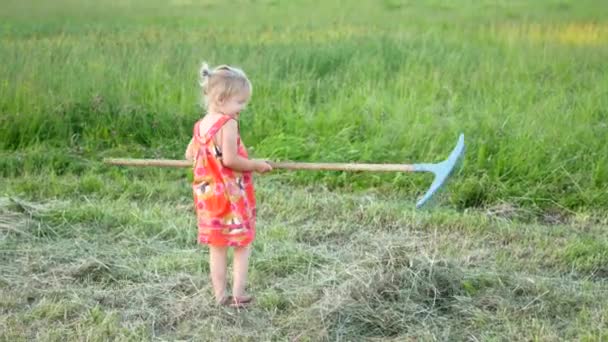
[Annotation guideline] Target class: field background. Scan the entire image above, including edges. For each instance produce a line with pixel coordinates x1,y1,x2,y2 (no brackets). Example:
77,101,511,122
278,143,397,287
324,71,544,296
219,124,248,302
1,0,607,340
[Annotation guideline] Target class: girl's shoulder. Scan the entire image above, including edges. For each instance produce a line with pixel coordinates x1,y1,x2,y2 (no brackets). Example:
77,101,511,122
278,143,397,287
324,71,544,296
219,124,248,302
196,114,222,136
195,114,237,145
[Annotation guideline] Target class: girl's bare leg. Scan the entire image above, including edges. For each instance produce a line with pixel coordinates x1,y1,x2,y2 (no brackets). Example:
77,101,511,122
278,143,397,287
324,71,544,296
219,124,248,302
232,245,251,299
209,245,228,303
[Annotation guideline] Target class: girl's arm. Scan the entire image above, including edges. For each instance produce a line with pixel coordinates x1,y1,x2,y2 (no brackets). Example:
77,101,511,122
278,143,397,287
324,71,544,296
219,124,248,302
220,120,271,173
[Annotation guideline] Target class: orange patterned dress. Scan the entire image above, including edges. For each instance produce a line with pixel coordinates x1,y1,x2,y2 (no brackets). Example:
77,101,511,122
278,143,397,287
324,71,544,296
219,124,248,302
191,115,256,247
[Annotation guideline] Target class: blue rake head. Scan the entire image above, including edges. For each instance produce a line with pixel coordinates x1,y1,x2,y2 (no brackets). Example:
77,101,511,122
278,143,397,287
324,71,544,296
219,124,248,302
413,134,465,209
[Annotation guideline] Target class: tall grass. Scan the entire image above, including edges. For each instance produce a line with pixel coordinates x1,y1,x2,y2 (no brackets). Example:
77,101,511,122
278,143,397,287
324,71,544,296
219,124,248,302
1,0,607,212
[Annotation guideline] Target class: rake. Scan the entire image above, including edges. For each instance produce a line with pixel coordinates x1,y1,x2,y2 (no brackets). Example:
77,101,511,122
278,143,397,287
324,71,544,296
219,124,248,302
104,133,465,208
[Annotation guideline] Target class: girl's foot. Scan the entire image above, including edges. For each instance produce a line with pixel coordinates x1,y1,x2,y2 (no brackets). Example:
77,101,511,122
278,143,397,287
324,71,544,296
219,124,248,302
228,295,253,308
216,296,231,306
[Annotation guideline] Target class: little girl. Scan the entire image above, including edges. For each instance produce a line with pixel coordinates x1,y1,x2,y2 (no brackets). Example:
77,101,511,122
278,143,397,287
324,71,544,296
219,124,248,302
185,62,272,308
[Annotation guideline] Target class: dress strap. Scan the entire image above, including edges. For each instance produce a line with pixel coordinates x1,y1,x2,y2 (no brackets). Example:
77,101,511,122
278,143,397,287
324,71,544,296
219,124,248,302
195,115,234,145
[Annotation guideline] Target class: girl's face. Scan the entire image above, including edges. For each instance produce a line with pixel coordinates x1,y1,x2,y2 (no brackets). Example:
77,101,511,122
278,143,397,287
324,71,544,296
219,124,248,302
219,90,250,118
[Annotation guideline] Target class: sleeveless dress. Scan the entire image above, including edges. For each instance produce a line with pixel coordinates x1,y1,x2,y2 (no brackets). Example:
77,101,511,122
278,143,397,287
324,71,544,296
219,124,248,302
191,115,256,247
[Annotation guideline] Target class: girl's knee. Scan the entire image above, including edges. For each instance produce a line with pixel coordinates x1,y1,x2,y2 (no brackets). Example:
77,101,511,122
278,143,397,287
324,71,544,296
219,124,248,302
234,245,251,252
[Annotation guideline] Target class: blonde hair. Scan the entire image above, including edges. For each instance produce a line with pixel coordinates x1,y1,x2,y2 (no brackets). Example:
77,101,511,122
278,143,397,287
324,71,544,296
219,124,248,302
199,62,252,109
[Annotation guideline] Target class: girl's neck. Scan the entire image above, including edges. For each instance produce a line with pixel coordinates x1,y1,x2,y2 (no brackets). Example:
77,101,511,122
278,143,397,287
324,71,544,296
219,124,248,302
206,108,237,119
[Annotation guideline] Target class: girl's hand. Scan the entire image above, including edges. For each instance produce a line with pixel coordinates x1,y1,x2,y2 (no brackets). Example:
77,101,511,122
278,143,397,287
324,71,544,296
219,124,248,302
185,138,196,161
254,160,273,173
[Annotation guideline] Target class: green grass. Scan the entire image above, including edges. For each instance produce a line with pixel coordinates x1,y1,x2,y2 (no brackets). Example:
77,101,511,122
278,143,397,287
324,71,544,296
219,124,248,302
1,0,607,211
1,0,608,340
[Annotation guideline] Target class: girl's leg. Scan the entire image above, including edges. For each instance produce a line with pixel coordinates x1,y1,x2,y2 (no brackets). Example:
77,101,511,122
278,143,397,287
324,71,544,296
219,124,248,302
208,245,228,303
232,245,251,298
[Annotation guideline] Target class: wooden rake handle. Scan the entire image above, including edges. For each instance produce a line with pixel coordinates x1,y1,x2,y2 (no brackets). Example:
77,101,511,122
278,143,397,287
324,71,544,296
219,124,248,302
103,158,416,172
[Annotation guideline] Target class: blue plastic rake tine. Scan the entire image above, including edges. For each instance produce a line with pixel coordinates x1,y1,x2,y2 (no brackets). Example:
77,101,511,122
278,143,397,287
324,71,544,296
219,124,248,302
413,134,465,208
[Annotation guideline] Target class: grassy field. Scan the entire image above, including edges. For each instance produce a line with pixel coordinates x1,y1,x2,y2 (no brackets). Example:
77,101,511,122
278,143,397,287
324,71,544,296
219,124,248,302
1,0,608,340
